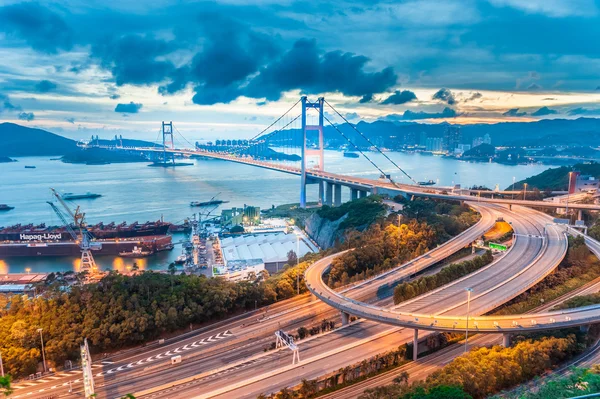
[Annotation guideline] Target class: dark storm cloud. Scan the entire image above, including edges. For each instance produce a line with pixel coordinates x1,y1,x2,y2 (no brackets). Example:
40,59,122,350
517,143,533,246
531,106,557,116
432,88,456,105
381,90,417,105
115,102,143,113
243,39,397,103
0,2,73,53
35,80,57,93
18,112,35,121
92,35,176,86
386,107,458,121
502,108,527,117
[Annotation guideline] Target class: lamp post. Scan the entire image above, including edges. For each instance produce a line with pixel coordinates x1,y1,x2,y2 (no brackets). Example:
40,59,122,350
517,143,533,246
566,171,573,218
523,183,528,200
296,233,300,296
512,176,515,200
0,351,4,377
37,328,47,373
465,288,473,353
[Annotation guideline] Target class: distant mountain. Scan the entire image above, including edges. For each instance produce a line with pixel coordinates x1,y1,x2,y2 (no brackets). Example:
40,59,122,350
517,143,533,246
510,162,600,191
0,122,78,156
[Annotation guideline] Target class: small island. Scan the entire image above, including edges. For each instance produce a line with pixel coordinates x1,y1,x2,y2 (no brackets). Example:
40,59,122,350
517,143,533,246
0,156,17,163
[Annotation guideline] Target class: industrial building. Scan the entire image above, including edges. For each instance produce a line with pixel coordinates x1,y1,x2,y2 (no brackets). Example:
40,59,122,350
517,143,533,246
218,232,316,275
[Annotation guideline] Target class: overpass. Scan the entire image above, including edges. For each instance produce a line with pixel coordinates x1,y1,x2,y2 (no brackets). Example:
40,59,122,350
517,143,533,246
305,202,600,352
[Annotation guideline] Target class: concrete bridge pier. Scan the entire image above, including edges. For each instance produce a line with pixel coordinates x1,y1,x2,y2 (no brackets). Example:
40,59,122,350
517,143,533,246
578,210,583,221
359,190,368,198
340,311,350,325
334,184,342,207
325,182,333,206
318,181,325,205
351,188,359,201
502,333,511,347
413,329,419,361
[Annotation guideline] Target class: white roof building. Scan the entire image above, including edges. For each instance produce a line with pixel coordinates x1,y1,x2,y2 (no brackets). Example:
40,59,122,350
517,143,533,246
219,232,315,266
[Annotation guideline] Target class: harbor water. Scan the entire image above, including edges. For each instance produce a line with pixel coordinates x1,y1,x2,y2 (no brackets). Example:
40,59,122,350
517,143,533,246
0,150,549,273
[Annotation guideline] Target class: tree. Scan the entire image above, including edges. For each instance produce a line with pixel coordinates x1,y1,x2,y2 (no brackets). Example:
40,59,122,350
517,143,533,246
287,250,298,266
0,375,12,397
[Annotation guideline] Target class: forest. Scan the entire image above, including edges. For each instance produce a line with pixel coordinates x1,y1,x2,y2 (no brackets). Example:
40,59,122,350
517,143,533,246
359,335,582,399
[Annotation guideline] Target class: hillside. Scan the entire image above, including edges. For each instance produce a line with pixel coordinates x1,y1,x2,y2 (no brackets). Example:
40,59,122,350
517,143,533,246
0,122,77,156
510,162,600,191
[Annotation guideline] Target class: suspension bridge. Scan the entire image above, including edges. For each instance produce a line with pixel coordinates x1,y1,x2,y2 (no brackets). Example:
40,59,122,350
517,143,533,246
80,96,600,212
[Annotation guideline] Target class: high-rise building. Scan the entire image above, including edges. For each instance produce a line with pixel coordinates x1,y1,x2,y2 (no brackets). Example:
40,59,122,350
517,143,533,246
426,137,444,152
443,125,461,152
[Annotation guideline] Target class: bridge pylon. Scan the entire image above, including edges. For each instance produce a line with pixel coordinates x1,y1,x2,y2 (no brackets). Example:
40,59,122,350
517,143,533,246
162,121,174,164
300,96,325,208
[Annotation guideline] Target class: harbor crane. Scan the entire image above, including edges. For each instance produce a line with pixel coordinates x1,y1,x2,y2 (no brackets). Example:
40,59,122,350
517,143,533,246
47,188,101,273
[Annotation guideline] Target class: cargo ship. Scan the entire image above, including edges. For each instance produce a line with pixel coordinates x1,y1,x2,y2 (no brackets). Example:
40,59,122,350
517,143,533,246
0,221,172,257
62,192,102,200
190,200,229,207
343,151,360,158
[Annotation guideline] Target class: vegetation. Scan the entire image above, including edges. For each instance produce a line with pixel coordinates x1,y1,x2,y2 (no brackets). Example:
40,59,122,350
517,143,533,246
494,235,600,315
554,291,600,310
0,375,12,397
510,162,600,191
0,253,321,379
317,196,386,231
462,143,495,159
393,251,493,304
326,199,479,287
492,367,600,399
360,336,581,399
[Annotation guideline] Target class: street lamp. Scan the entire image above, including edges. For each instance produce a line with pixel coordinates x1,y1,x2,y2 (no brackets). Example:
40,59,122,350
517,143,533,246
523,183,528,200
512,176,515,200
25,267,31,275
465,288,473,353
0,351,4,377
296,233,300,296
566,171,573,217
37,328,47,373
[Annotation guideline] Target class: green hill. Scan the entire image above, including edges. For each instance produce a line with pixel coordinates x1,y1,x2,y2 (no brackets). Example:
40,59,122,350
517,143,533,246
510,162,600,191
0,122,78,156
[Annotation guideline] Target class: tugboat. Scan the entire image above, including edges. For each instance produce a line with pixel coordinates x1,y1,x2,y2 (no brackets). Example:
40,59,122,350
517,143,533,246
0,204,14,211
119,246,153,258
24,165,36,169
62,192,102,200
343,151,360,158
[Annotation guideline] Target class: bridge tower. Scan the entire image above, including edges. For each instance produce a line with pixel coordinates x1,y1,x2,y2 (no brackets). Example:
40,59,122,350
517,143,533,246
162,121,174,164
300,96,325,208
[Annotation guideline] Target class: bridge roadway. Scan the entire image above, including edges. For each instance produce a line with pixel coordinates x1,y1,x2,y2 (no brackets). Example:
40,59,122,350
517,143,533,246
306,206,600,334
102,145,600,211
9,205,572,399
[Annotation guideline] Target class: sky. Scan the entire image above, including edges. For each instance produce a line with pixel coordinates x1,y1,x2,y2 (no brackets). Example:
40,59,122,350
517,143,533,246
0,0,599,141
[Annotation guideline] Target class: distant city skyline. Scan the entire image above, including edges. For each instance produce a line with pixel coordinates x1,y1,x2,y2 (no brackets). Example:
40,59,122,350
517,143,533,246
0,0,599,140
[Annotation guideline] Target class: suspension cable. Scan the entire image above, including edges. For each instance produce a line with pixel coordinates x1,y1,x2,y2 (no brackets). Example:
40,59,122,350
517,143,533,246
324,99,417,185
249,99,301,142
315,104,402,188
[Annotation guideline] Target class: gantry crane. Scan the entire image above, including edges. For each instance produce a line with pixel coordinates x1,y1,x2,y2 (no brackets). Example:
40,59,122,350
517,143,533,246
47,188,101,273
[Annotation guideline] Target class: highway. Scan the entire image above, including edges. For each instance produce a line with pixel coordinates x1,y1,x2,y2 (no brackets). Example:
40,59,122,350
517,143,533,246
8,203,499,399
318,275,600,399
9,204,584,399
131,204,566,399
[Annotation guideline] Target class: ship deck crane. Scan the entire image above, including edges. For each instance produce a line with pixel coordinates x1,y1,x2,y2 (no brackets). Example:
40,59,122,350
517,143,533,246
48,188,101,273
